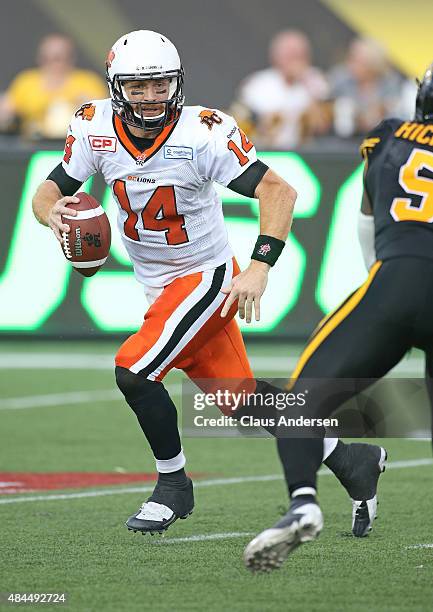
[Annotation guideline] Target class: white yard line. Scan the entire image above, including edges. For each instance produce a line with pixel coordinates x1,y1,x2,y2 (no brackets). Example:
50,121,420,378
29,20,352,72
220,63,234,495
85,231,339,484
0,457,431,506
2,386,430,411
0,352,424,376
0,475,282,505
405,544,433,549
0,389,121,409
0,354,114,370
0,485,156,504
0,353,296,371
153,532,254,544
0,385,182,410
383,458,433,469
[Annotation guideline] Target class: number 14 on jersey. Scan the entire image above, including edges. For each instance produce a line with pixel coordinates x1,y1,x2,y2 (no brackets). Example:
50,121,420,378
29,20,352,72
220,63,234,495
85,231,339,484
113,180,189,245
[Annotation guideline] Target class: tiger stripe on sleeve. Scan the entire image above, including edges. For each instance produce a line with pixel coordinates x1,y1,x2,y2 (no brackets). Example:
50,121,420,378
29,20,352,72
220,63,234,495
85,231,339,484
359,137,381,159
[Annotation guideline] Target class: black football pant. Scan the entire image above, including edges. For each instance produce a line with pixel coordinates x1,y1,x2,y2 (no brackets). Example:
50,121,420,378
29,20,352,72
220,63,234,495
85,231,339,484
278,257,433,495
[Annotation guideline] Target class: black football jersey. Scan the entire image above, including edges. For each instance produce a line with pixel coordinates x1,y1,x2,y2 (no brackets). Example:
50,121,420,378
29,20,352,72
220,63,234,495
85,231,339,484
361,118,433,261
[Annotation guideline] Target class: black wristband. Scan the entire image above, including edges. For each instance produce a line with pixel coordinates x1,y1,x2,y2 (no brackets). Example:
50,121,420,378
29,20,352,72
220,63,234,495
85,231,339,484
251,234,285,267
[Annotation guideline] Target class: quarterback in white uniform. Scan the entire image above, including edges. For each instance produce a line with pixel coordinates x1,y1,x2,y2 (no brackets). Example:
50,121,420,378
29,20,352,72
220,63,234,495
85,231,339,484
33,31,377,569
33,29,297,535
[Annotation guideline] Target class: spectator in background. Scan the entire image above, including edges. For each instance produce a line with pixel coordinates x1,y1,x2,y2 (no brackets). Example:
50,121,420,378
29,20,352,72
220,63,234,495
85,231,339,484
231,30,330,148
329,37,402,138
0,34,106,139
395,77,418,120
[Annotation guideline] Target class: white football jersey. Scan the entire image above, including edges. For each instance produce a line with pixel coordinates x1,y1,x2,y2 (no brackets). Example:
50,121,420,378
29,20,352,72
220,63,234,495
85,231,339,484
62,99,258,289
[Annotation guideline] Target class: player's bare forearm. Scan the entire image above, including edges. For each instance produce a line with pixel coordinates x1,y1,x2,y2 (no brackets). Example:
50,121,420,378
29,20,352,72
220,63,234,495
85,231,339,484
221,169,296,323
32,180,78,242
254,168,296,240
32,180,64,226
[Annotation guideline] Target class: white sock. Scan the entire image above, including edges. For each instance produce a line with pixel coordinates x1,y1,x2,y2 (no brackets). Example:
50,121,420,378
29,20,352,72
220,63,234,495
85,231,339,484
322,438,338,461
292,487,316,498
155,449,186,473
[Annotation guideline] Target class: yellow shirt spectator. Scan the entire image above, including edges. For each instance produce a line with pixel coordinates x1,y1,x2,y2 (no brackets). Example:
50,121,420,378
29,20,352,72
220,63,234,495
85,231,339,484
7,68,106,138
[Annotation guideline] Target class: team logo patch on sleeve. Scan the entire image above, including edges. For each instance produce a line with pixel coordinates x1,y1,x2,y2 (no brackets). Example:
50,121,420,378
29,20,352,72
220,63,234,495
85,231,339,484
164,145,193,160
199,109,223,130
88,135,117,152
75,103,96,121
360,137,380,159
106,49,115,68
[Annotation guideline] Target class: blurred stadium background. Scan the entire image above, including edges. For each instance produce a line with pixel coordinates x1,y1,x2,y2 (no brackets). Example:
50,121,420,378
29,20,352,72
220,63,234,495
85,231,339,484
2,0,433,341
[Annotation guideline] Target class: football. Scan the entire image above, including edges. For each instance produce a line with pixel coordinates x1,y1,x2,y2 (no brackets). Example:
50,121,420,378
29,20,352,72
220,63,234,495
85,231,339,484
61,192,111,277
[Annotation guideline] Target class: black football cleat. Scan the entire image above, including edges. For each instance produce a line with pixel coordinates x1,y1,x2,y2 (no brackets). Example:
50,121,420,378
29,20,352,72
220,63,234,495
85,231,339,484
324,442,387,537
244,497,323,573
126,477,194,535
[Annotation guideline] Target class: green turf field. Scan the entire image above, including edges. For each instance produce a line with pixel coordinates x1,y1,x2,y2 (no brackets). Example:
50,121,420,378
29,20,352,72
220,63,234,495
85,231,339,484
1,342,433,611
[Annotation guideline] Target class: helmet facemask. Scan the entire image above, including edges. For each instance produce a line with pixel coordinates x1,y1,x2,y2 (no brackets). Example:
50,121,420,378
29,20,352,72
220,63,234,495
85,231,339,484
415,65,433,123
107,68,184,136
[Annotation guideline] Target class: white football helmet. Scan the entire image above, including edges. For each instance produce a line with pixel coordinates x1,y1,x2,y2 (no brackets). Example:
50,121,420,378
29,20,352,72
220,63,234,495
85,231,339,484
106,30,184,133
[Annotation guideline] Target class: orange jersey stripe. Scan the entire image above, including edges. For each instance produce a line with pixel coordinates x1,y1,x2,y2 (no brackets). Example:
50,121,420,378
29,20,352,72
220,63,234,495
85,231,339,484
113,114,176,161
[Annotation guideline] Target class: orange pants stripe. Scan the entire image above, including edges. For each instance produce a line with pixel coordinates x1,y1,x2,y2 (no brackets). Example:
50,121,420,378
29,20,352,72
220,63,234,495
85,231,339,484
115,258,253,390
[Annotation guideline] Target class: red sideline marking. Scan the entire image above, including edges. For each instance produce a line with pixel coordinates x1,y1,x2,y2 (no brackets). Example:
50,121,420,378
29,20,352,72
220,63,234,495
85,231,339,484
0,472,205,495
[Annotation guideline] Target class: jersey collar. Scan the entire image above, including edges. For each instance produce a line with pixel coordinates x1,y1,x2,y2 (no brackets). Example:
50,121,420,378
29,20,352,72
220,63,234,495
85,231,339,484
112,113,177,163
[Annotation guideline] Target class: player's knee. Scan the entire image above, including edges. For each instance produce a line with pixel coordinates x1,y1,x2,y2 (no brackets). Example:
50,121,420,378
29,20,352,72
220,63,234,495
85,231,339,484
115,366,159,407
